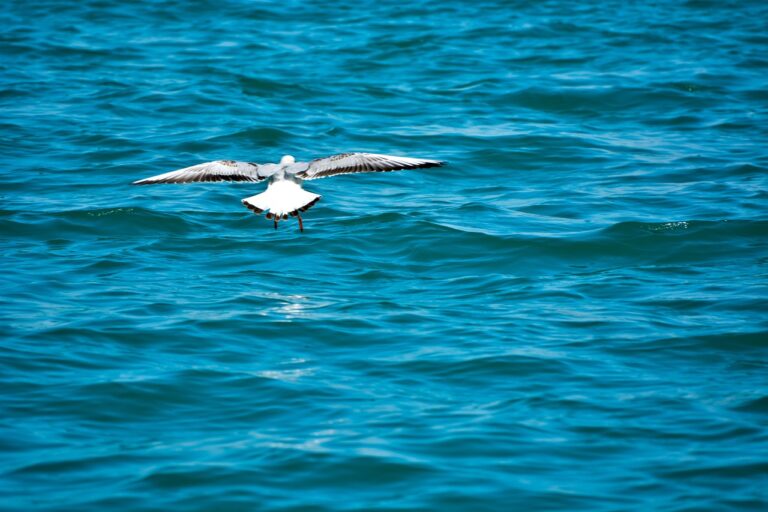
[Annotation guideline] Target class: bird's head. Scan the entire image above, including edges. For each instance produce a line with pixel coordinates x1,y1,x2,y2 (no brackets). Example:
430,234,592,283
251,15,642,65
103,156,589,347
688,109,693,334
280,155,295,165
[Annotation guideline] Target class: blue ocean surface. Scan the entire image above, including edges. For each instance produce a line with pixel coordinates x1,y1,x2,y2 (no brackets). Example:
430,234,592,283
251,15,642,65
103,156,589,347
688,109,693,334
2,0,767,510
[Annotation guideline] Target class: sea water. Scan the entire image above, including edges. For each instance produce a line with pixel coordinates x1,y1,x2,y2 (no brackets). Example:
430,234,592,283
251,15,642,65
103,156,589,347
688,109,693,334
1,1,767,510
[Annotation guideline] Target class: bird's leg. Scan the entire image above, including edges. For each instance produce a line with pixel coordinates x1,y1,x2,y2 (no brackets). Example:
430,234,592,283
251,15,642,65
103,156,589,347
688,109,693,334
274,217,278,230
297,212,304,233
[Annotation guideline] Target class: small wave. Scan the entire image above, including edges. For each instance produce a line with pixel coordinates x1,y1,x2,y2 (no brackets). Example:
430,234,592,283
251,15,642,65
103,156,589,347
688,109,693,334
204,126,295,146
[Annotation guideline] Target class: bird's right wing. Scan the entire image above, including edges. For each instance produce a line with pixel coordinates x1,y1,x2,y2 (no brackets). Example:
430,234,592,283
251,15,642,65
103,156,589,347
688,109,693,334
133,160,277,185
293,153,445,180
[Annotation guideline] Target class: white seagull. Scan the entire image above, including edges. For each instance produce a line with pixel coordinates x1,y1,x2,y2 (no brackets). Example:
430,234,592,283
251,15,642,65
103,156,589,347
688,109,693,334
133,152,445,231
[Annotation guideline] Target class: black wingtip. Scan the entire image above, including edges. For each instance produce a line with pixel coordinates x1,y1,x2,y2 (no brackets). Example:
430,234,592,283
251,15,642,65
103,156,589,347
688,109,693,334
242,199,264,215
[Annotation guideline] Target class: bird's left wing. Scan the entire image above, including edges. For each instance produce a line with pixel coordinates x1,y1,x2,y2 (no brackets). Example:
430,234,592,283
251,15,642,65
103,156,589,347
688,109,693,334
292,152,445,180
133,160,277,185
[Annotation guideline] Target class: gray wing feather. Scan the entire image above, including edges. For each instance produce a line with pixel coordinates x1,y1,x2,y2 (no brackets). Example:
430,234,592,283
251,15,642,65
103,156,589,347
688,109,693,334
292,153,445,180
133,160,277,185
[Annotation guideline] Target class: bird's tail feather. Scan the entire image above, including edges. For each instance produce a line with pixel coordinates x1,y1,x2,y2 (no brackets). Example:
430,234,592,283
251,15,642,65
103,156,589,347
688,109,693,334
241,180,320,219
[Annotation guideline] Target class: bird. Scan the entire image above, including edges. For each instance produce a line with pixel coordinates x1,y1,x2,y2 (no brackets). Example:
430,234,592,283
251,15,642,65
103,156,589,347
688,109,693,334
133,152,445,232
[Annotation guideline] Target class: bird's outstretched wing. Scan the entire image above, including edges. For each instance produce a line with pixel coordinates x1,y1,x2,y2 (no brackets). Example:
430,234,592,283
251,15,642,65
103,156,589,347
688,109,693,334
133,160,277,185
292,152,445,180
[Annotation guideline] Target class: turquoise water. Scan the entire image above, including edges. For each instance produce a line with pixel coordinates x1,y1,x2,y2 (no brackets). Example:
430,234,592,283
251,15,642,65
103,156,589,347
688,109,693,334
2,0,768,510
